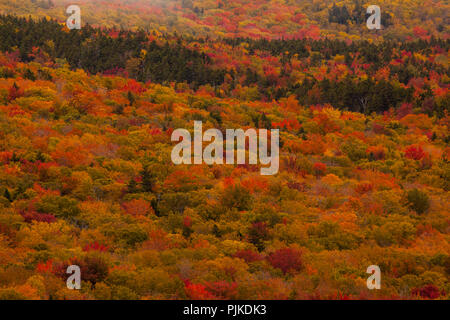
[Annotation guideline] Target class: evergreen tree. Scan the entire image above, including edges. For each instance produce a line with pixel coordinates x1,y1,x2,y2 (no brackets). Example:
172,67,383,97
127,91,135,105
3,188,12,202
127,179,138,194
140,165,155,193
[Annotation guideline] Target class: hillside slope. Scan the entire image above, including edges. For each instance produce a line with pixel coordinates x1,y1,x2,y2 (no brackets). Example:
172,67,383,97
0,0,448,40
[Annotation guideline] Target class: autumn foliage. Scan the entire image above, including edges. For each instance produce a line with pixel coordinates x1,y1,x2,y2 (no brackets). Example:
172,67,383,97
0,2,448,301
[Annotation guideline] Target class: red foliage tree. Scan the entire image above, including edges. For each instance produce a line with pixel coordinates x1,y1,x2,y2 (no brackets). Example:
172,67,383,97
83,242,109,252
184,280,217,300
121,199,152,216
355,182,374,194
412,284,442,300
248,221,270,251
267,247,303,274
313,162,327,177
233,249,263,263
21,210,56,223
36,259,53,273
405,145,425,160
272,118,301,131
8,83,23,101
53,256,109,284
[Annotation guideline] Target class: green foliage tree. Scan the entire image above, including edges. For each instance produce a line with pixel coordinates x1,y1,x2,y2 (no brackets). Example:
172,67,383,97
407,189,430,214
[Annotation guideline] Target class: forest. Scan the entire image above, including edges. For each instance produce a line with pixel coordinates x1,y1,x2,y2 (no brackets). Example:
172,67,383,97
0,0,448,300
0,15,448,114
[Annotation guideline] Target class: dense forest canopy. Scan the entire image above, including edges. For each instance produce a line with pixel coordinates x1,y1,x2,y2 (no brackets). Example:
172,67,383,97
0,0,448,301
0,15,448,115
0,0,448,40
